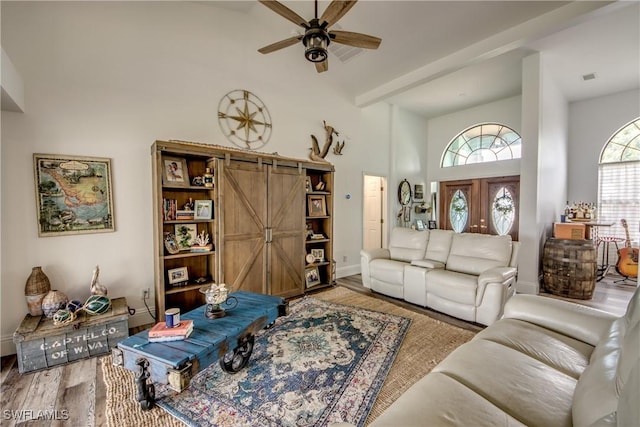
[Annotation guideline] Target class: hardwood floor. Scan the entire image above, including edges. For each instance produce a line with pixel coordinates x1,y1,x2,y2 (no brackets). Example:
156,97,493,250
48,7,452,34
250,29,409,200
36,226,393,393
1,273,635,426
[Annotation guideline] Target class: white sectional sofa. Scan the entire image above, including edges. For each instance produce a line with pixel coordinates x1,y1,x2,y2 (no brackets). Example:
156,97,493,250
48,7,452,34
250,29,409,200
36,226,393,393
360,227,520,326
368,285,640,427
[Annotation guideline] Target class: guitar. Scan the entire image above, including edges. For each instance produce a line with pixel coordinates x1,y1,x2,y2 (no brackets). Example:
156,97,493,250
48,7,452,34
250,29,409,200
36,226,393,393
616,219,639,278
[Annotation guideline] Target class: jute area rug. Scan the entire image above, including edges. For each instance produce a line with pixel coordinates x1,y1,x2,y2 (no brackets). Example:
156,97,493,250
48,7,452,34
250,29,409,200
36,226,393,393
101,286,476,426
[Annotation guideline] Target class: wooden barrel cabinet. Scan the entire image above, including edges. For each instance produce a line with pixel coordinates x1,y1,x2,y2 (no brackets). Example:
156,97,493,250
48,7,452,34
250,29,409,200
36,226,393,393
152,140,334,315
542,238,597,300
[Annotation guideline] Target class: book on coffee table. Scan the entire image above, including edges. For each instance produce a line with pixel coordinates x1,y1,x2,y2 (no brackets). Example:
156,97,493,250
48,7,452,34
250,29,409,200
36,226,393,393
148,320,193,341
149,329,193,342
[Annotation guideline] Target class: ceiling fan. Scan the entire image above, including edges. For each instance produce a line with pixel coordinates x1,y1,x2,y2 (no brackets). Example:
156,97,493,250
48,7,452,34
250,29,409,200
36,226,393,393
257,0,381,73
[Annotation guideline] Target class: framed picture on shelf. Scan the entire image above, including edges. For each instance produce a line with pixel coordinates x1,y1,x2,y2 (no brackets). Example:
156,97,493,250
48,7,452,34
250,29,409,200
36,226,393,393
164,232,180,254
307,195,327,217
415,219,426,231
311,248,325,262
305,176,312,193
162,156,189,187
167,266,189,286
428,220,437,230
194,200,213,220
305,266,321,288
174,224,197,250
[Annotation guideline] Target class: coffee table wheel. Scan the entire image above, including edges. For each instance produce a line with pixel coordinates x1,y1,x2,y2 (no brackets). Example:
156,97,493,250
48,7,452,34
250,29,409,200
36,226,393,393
220,335,255,373
135,358,156,410
139,384,155,411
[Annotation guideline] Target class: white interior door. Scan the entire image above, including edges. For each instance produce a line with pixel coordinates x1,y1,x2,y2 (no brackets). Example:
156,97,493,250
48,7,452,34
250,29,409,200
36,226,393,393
363,175,385,250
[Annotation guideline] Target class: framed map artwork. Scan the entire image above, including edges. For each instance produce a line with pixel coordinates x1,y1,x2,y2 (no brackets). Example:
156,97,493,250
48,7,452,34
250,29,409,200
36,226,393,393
33,154,115,237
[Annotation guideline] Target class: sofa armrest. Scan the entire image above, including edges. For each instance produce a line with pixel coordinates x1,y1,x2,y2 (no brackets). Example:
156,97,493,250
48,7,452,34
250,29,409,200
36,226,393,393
478,267,517,287
503,294,618,346
360,248,390,263
410,259,445,269
360,248,390,288
475,267,517,304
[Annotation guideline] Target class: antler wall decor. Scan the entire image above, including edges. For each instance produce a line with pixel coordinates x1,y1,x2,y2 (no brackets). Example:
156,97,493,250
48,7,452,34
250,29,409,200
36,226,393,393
309,121,345,162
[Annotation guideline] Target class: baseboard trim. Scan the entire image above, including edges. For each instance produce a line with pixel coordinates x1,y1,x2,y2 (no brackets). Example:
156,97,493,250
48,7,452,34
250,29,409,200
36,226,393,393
337,264,360,278
516,280,540,294
1,335,16,357
129,304,156,328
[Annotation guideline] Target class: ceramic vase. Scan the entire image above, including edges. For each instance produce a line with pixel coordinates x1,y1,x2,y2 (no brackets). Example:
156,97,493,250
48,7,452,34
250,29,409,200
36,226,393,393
24,266,51,317
42,290,69,318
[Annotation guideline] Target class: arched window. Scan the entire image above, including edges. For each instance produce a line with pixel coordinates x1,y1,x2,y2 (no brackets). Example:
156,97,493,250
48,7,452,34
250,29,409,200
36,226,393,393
598,118,640,247
441,123,521,167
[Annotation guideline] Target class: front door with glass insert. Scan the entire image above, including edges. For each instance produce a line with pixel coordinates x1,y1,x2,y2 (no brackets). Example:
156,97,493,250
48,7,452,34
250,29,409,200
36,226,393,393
440,176,519,241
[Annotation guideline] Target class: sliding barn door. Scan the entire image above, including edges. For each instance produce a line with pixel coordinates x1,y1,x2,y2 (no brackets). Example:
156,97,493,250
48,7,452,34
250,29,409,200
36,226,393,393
268,166,305,297
219,160,267,294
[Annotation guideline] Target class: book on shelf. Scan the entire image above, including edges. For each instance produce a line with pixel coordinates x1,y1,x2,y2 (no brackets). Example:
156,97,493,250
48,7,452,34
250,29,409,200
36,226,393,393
176,210,195,220
163,198,177,221
148,319,193,338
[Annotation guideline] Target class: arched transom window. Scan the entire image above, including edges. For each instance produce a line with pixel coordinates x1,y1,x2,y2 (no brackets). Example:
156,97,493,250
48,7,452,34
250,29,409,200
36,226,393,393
600,118,640,163
598,118,640,247
442,123,522,167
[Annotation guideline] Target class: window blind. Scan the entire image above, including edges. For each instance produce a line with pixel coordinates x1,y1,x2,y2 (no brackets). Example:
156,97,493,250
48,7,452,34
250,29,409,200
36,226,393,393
597,161,640,248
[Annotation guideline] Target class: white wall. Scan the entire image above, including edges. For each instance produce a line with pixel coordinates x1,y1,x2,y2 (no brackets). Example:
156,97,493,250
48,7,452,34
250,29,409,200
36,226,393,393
334,102,392,276
390,105,429,229
1,48,25,112
568,89,640,203
0,2,390,355
537,53,570,277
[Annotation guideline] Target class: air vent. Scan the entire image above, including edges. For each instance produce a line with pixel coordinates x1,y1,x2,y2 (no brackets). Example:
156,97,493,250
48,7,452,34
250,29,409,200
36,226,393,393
582,73,596,81
328,24,364,63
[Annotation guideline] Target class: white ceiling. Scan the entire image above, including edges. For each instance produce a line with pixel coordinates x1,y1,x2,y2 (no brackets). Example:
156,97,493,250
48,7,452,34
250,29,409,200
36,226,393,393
214,1,639,119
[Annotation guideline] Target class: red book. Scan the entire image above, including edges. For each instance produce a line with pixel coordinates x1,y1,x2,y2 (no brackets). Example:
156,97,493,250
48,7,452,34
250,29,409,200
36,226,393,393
148,320,193,338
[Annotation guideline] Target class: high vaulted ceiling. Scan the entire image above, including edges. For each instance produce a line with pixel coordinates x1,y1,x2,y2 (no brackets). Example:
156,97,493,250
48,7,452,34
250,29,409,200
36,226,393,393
215,1,638,119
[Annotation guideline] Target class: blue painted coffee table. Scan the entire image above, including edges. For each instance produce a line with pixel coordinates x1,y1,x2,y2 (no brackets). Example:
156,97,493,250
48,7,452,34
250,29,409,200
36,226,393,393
112,291,287,409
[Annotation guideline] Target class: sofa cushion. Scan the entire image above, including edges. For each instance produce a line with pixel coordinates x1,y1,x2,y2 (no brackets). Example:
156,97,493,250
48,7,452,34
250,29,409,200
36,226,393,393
433,339,576,427
446,233,512,275
572,319,623,427
388,227,429,262
369,259,405,286
474,318,594,379
370,371,526,427
424,229,454,263
426,269,477,305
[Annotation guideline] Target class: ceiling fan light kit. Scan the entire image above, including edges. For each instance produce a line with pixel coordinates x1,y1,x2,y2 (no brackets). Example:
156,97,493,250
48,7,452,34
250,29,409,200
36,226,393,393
258,0,381,73
303,24,330,63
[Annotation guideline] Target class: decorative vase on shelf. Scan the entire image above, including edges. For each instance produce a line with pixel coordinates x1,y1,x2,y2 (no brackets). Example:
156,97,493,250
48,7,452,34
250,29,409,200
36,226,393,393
24,266,51,317
42,290,69,318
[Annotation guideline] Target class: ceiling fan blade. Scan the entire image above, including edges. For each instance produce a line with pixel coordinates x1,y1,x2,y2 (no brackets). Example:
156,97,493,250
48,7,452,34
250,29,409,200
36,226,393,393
315,59,328,73
258,0,309,28
330,30,381,49
258,36,302,54
320,1,357,27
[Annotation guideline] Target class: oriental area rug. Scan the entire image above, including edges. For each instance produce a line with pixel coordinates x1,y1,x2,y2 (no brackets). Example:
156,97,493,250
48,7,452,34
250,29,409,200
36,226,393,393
102,286,476,426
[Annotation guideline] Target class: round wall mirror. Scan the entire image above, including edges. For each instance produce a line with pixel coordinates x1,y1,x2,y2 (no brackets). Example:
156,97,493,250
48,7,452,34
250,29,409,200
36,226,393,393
398,179,412,205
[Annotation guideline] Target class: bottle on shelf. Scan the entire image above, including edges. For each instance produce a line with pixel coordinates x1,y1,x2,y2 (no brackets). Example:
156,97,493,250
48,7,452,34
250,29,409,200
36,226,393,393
203,168,214,188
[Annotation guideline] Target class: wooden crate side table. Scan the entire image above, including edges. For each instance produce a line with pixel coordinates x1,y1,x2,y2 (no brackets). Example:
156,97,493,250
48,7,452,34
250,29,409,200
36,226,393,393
13,297,129,374
113,291,287,410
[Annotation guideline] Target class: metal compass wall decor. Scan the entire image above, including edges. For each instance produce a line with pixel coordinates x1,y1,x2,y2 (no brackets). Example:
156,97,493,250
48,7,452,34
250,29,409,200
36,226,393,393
218,89,272,150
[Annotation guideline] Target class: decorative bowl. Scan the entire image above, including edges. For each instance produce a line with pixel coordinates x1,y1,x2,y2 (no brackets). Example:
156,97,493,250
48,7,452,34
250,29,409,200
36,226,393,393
199,283,230,306
199,283,236,318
